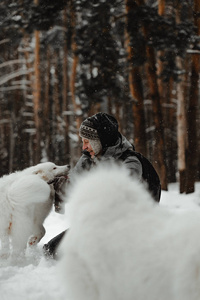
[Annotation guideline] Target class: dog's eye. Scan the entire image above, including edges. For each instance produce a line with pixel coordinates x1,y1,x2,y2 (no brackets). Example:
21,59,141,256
53,167,57,170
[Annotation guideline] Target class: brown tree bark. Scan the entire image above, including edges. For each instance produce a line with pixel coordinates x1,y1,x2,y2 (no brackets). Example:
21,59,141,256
43,46,51,160
157,0,166,119
53,50,64,163
125,0,147,156
186,0,200,193
33,0,41,163
157,0,176,183
158,0,165,16
62,7,70,164
89,102,101,117
166,77,177,183
70,43,82,130
130,67,147,156
176,56,187,193
144,44,168,190
70,2,82,138
131,0,168,190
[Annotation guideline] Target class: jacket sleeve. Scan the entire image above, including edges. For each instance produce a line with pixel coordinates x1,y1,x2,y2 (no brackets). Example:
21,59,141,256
123,155,143,180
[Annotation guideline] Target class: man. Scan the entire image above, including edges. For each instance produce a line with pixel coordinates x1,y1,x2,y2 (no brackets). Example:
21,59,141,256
74,112,143,178
43,112,161,258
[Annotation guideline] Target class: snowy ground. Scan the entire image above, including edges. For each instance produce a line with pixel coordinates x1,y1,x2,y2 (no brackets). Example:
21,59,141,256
1,182,200,300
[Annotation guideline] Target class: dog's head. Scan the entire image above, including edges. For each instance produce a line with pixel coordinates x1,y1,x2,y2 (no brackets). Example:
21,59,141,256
31,162,70,182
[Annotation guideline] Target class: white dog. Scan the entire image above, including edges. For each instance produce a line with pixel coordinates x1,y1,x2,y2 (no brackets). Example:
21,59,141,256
58,165,200,300
0,162,70,258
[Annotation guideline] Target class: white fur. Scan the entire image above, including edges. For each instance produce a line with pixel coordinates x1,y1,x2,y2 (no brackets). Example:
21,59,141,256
58,165,200,300
0,162,70,257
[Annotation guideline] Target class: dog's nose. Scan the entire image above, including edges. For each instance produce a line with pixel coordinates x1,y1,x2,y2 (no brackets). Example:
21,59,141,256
67,165,71,170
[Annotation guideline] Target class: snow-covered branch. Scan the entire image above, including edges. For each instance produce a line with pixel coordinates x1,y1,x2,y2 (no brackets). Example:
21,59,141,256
0,68,33,86
0,39,10,45
0,59,32,69
0,86,30,92
186,49,200,54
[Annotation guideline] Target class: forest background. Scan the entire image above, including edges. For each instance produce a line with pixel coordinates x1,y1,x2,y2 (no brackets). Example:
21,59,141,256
0,0,199,194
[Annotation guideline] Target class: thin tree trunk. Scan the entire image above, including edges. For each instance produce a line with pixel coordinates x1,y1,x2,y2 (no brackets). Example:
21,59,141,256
130,67,147,156
33,0,41,163
166,77,176,183
70,2,82,137
44,46,51,160
185,0,200,193
107,96,112,115
9,111,15,172
176,56,187,193
125,0,147,156
89,102,101,117
158,0,165,16
115,102,122,132
145,44,168,190
134,0,168,190
157,0,174,183
175,4,189,193
22,34,34,167
70,43,82,129
62,7,70,164
157,0,165,116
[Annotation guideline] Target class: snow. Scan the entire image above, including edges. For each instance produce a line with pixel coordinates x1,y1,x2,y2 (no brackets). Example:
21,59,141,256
0,208,70,300
1,181,200,300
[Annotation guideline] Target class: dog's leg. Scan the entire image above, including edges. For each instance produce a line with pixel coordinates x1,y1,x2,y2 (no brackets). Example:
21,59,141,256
28,225,46,246
0,234,10,258
0,213,12,258
10,214,32,256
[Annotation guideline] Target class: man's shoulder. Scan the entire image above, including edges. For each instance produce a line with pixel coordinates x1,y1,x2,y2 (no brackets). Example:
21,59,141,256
119,148,136,161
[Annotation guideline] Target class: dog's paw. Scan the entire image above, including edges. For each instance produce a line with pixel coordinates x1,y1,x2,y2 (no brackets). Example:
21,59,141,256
28,236,38,246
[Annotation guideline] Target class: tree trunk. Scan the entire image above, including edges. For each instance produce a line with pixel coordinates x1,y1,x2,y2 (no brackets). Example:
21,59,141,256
185,0,200,193
157,0,176,183
176,56,187,193
44,46,51,160
133,0,168,190
125,0,147,156
62,7,70,164
70,2,82,139
158,0,165,16
33,0,41,163
70,43,82,128
145,45,168,190
166,77,177,183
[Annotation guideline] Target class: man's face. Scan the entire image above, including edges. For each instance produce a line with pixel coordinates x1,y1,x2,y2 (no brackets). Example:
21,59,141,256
82,138,95,158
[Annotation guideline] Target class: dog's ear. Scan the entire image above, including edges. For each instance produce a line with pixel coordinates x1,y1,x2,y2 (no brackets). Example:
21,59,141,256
33,169,43,175
33,169,49,181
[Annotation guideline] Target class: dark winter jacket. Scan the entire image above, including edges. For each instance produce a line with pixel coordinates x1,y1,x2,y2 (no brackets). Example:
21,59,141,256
73,134,143,180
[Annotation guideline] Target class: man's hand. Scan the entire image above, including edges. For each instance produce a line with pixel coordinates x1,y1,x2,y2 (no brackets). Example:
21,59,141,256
48,176,68,193
54,192,65,214
48,176,69,214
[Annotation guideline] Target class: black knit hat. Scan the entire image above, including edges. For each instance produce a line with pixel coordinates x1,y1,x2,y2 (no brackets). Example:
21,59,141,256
79,112,120,149
79,118,99,141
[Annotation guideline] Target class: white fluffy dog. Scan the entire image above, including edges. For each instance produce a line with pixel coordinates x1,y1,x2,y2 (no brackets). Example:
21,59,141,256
0,162,70,258
58,165,200,300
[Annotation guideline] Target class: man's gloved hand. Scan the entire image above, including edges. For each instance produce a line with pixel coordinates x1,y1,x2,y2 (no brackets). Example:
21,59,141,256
54,192,65,214
48,176,68,193
48,176,69,214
